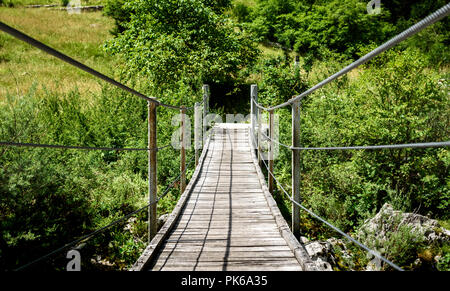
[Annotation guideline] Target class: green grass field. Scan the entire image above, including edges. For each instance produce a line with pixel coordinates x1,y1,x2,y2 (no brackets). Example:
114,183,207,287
0,6,118,98
1,0,104,6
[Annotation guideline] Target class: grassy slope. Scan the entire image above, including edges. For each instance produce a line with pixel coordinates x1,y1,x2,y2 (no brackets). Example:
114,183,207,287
2,0,105,6
0,7,118,98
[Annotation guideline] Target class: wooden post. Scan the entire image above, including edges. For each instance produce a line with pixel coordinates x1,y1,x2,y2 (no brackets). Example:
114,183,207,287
291,100,301,239
148,101,157,241
250,84,258,149
257,107,262,167
180,106,186,194
268,110,274,194
194,102,201,167
202,84,210,143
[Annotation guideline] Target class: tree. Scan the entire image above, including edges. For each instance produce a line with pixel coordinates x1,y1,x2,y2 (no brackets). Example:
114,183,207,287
105,0,258,95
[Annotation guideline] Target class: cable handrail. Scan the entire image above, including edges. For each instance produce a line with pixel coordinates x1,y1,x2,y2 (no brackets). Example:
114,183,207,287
258,130,450,151
14,150,198,271
252,3,450,112
0,141,172,152
0,21,199,111
258,155,404,271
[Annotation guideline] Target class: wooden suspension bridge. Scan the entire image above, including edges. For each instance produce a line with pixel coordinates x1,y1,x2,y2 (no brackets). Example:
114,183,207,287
2,4,449,271
132,123,316,271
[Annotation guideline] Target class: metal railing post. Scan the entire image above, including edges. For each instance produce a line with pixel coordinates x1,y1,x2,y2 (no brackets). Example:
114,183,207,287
148,101,158,241
202,84,210,143
194,102,201,167
291,100,301,238
180,106,186,194
268,110,274,194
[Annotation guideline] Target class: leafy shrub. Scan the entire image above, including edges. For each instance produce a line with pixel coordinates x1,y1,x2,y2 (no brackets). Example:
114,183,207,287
437,249,450,271
0,82,197,270
104,0,258,97
232,2,252,23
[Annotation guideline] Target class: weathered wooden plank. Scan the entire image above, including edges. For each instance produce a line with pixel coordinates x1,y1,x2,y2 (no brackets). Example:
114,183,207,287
156,246,295,254
163,238,288,244
176,214,275,220
155,265,302,271
154,256,299,262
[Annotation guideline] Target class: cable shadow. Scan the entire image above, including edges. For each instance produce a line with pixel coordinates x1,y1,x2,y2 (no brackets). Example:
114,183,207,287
193,127,225,270
153,129,217,270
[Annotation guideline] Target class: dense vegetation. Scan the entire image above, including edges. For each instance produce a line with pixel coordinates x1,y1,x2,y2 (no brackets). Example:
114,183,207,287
0,0,449,271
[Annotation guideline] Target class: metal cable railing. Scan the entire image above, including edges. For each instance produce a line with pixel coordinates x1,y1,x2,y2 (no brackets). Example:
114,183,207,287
259,130,450,151
0,141,172,152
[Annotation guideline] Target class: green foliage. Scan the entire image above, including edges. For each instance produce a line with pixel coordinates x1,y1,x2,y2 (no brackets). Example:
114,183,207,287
250,55,306,106
245,0,449,60
358,220,426,271
246,0,395,58
0,0,14,7
298,48,449,230
103,0,131,35
0,83,194,270
437,246,450,271
232,2,251,23
104,0,258,96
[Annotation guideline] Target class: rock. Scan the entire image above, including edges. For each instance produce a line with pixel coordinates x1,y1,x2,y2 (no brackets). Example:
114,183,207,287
366,261,381,271
327,237,353,264
358,203,450,245
315,258,333,271
357,203,450,270
304,241,334,271
157,214,169,230
300,236,310,244
123,217,137,233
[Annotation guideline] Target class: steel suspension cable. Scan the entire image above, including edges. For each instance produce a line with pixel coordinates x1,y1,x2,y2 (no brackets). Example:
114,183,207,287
0,141,172,152
258,130,450,151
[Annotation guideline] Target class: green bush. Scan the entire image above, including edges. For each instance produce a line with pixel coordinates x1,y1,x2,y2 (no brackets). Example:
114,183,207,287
232,2,252,23
0,82,198,270
104,0,258,97
247,0,449,60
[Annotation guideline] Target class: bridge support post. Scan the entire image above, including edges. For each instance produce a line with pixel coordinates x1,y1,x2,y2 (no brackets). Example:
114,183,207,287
291,100,301,239
194,102,201,167
250,84,258,149
257,108,262,167
180,106,186,194
268,110,274,194
148,101,158,242
202,84,210,144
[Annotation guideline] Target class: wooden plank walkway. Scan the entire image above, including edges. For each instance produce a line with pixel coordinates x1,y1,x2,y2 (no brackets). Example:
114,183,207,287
132,123,315,271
